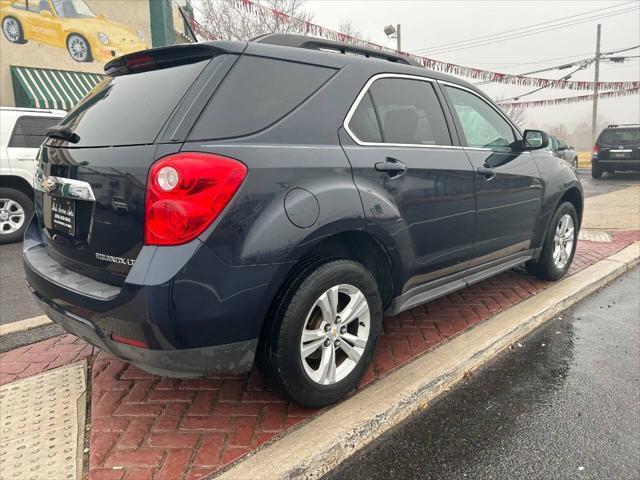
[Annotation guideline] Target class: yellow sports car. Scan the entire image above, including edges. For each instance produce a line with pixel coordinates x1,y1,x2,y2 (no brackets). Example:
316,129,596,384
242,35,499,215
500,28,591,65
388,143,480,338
1,0,148,62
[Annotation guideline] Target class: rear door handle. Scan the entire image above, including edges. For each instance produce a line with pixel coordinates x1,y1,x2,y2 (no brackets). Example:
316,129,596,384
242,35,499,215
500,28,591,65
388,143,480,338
375,157,407,178
476,166,496,180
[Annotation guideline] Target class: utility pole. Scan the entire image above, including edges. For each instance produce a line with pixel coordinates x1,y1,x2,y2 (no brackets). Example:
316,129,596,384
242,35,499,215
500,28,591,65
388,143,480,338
396,24,402,52
591,24,602,145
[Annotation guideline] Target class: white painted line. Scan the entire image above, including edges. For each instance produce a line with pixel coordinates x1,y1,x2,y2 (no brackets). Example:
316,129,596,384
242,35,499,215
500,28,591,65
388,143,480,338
0,315,52,336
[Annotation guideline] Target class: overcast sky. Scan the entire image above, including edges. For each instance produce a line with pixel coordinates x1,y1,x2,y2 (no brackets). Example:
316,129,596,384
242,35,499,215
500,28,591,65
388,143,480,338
305,0,640,130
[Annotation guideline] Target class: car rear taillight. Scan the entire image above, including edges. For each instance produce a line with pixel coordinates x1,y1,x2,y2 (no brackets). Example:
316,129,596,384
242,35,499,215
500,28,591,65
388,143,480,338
144,152,247,246
593,143,599,157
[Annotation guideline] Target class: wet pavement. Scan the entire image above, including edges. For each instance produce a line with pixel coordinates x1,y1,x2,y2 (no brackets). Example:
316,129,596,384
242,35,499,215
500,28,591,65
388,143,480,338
577,169,640,198
326,267,640,480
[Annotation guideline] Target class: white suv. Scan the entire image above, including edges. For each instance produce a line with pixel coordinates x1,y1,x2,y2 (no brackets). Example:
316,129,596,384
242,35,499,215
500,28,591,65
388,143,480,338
1,107,65,243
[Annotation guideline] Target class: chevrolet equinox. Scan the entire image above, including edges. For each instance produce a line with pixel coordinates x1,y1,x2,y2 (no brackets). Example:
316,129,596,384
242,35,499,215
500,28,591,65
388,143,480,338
24,35,583,407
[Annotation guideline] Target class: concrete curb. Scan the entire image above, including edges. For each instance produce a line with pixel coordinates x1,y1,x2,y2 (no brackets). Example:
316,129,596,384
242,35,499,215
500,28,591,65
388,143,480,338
215,242,639,480
0,315,52,336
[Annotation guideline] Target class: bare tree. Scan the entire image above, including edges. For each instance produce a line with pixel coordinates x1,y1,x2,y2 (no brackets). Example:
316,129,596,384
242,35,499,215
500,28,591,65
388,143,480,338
566,118,610,151
198,0,313,41
549,124,568,139
338,20,361,40
500,102,527,129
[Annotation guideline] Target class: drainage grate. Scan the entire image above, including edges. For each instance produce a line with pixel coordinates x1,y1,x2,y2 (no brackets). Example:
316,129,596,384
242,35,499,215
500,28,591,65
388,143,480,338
0,363,86,480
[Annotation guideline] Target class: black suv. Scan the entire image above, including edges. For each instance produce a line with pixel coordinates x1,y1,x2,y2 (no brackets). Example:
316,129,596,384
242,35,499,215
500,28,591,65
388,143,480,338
592,124,640,178
24,35,583,407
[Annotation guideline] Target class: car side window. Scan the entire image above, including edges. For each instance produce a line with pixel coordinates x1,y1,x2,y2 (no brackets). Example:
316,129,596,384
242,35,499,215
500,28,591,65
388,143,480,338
365,78,452,146
9,116,62,149
445,86,516,151
348,91,383,143
557,138,568,149
189,56,335,141
546,136,557,151
13,0,50,13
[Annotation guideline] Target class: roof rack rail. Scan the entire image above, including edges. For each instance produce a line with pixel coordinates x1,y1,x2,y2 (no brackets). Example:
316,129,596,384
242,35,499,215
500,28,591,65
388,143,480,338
607,123,640,128
252,33,422,68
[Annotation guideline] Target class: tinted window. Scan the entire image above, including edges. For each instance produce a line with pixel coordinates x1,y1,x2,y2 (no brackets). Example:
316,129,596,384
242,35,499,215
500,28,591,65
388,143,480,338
59,59,209,147
367,78,451,146
445,86,516,151
600,128,640,145
190,56,335,140
9,116,62,148
348,91,382,143
557,138,568,149
12,0,51,13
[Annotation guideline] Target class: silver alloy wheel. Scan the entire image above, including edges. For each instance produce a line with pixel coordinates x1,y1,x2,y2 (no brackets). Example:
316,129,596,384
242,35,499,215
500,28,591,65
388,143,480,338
67,34,89,62
299,284,370,385
0,198,25,235
552,214,575,269
2,17,20,42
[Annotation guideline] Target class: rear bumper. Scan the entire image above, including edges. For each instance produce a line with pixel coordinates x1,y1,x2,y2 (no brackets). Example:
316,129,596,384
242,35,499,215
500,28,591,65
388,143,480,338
23,217,285,376
33,293,257,376
593,158,640,171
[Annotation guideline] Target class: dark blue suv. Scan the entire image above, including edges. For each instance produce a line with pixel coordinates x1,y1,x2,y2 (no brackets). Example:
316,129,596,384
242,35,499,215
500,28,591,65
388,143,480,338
24,35,583,407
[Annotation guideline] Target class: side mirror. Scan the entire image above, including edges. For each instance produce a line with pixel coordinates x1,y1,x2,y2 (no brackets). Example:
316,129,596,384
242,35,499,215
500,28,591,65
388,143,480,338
40,9,53,17
523,129,549,150
569,145,575,150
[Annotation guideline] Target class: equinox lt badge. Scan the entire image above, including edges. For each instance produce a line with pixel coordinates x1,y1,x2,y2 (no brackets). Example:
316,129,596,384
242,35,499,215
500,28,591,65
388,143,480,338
95,253,135,266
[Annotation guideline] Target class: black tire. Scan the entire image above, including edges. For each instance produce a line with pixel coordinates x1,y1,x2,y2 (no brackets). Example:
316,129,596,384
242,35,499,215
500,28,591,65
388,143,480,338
2,16,27,44
0,188,34,244
591,162,603,179
526,201,578,281
66,33,93,62
261,259,383,407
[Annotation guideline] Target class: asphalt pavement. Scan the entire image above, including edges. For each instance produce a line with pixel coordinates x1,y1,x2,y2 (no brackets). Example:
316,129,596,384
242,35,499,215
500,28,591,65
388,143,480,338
577,170,640,198
326,266,640,480
0,241,42,325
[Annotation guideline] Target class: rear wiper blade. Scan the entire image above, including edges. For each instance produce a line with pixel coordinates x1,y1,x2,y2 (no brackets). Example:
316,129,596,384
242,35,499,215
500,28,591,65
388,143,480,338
45,126,80,144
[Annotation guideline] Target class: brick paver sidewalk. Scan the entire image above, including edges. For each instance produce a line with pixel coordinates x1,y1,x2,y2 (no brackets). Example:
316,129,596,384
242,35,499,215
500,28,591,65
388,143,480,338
1,231,638,480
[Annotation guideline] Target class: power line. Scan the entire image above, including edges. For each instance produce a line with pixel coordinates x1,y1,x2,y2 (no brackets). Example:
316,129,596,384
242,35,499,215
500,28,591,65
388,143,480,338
474,45,639,86
411,1,634,54
497,46,639,103
419,7,638,57
412,5,638,56
499,59,598,103
472,52,595,69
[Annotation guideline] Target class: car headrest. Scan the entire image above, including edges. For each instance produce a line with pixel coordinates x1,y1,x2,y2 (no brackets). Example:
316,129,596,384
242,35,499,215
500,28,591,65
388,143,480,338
384,109,418,144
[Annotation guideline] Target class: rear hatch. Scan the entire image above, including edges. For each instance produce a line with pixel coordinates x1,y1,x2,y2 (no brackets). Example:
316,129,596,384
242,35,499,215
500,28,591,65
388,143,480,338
597,126,640,160
34,44,240,286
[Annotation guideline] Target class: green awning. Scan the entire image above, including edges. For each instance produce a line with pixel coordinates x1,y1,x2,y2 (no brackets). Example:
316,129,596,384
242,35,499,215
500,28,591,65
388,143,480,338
10,66,105,111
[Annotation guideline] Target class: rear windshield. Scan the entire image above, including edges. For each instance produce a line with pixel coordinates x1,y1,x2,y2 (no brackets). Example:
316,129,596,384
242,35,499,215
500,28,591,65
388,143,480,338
10,116,63,148
600,127,640,145
188,55,335,140
57,59,209,147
